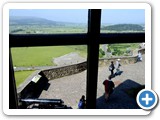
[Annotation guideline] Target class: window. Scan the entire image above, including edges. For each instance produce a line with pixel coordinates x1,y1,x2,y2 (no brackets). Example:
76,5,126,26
101,9,145,33
9,9,145,109
10,9,88,34
11,45,87,108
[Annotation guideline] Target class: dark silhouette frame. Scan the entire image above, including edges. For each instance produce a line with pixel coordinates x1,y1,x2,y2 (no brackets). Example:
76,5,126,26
9,9,145,109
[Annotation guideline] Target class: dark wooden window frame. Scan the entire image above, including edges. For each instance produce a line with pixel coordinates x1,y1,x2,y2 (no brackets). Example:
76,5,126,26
9,9,145,109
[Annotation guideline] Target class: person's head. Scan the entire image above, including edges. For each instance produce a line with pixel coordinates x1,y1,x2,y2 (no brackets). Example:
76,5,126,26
108,75,112,80
111,61,113,64
81,95,85,100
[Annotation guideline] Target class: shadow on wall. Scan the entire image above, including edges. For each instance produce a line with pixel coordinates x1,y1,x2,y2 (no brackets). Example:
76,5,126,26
96,79,145,109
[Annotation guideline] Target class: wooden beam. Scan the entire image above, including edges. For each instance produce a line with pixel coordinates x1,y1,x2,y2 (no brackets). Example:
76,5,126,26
86,9,101,109
9,49,18,109
9,34,88,47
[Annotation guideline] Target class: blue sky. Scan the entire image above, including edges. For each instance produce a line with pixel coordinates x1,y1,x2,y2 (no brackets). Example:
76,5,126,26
10,9,145,24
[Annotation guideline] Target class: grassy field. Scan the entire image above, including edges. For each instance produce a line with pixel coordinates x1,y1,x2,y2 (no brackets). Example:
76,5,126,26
11,44,138,67
10,26,87,34
110,43,139,51
12,45,87,87
14,70,35,88
12,44,138,87
111,43,139,56
11,45,87,67
100,43,139,57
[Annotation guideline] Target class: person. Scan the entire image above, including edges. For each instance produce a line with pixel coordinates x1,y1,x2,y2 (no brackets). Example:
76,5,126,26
137,51,142,62
103,75,115,102
115,59,121,75
78,95,86,109
109,61,115,77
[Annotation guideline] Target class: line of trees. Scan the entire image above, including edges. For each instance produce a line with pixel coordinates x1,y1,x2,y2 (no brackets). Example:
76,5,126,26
101,24,144,31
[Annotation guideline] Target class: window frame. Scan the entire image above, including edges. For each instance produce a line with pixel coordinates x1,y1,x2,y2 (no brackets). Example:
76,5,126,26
9,9,145,109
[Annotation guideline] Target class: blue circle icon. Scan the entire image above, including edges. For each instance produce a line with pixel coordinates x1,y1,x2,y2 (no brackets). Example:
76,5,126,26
136,89,158,110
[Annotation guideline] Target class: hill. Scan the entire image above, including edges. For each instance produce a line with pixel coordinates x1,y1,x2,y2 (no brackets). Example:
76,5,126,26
101,24,144,31
9,16,66,26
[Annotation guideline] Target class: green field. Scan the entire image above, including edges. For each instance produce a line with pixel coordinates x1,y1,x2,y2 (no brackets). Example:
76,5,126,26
12,45,87,87
11,45,87,67
13,44,139,87
110,43,139,51
100,43,139,57
11,44,139,67
14,70,35,87
10,26,87,34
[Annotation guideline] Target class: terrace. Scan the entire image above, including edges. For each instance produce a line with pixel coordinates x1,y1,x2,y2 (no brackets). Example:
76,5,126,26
16,54,145,109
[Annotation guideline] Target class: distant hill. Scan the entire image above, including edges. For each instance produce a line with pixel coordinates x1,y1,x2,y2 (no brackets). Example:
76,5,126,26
9,16,66,26
101,24,144,31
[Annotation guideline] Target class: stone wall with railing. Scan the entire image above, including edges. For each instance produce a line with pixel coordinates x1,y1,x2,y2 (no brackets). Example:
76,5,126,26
99,56,137,66
42,62,87,80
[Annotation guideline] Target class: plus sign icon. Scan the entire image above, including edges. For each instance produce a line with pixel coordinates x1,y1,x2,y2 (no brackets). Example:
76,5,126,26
137,89,158,110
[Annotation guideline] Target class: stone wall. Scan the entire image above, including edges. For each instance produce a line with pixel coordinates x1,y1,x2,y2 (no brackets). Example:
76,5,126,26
42,54,144,80
17,62,87,99
138,48,145,54
42,62,87,80
99,56,137,67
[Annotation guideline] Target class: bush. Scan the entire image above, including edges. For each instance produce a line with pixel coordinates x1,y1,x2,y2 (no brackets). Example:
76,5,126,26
107,45,112,52
126,48,131,53
99,48,105,58
112,48,123,56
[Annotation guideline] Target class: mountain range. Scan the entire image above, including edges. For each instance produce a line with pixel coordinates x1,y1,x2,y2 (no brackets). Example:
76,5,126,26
10,16,144,31
9,16,86,27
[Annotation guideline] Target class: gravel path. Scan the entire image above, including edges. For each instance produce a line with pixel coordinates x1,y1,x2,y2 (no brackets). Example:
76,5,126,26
14,66,57,71
54,52,86,66
39,55,145,109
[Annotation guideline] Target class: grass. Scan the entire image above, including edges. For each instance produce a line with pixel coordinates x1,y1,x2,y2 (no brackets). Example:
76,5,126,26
11,44,139,67
14,70,35,88
12,45,87,86
10,26,87,34
101,30,144,33
110,43,139,51
100,43,139,57
12,43,138,86
109,43,139,55
11,46,87,67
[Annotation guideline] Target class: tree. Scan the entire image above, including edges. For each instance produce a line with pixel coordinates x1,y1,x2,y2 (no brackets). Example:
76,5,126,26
99,48,105,58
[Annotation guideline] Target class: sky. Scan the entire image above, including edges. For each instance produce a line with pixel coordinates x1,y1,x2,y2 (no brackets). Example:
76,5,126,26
10,9,145,24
